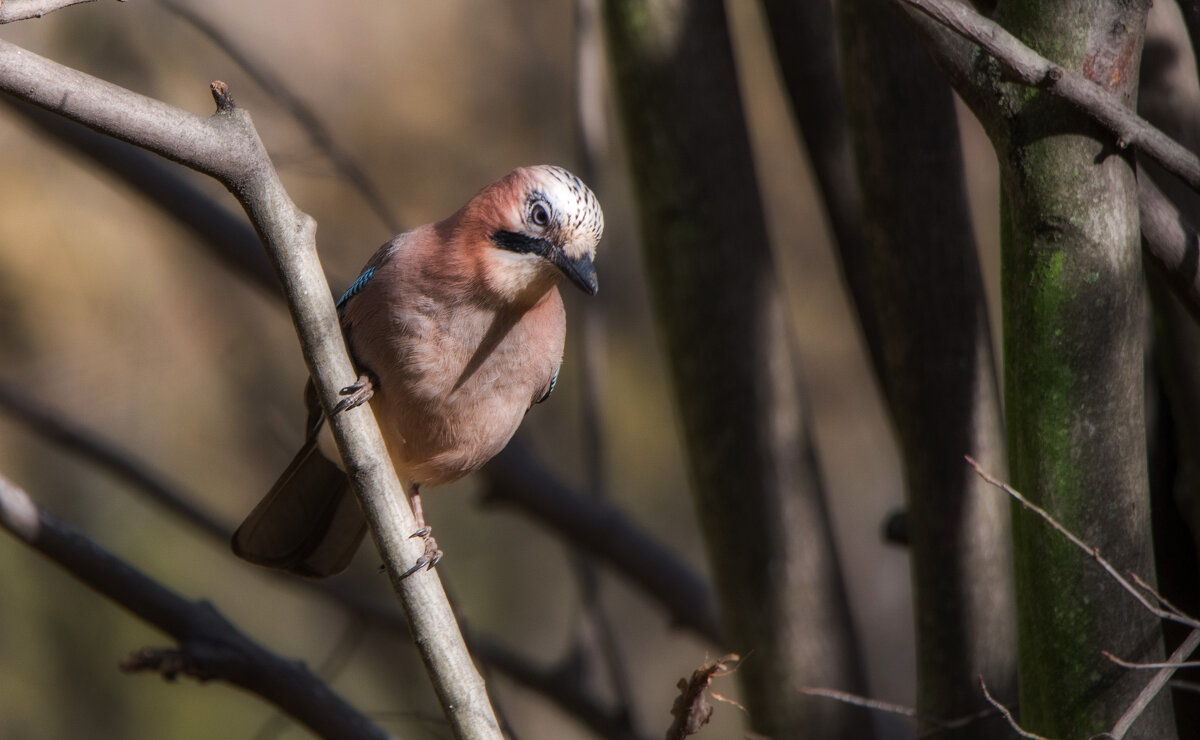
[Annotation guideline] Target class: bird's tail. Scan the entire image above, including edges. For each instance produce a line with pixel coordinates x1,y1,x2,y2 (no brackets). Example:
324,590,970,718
232,439,367,578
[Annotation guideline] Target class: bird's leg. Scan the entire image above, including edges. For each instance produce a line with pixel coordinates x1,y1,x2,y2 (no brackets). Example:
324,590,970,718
400,483,443,578
332,373,376,414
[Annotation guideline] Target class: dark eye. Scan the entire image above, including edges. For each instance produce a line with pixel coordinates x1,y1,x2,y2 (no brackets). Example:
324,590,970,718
530,202,551,228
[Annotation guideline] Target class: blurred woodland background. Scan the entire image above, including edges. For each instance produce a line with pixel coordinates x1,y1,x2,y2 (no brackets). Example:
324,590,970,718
9,0,1192,738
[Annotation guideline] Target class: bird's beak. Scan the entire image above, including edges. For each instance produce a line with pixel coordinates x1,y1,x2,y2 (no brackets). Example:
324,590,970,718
491,229,598,295
552,251,598,296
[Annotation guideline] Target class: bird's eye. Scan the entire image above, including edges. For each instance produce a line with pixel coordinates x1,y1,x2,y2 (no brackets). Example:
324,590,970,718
530,202,551,228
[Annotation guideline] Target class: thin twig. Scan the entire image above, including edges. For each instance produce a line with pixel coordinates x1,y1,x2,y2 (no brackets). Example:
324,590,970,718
0,0,101,23
1128,568,1192,621
968,456,1200,738
1103,653,1200,671
797,687,917,719
979,676,1052,740
965,456,1200,630
1108,628,1200,738
797,686,1001,736
894,0,1200,195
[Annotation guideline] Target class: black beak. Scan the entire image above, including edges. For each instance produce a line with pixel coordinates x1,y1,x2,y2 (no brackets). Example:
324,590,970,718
551,251,598,296
492,230,599,295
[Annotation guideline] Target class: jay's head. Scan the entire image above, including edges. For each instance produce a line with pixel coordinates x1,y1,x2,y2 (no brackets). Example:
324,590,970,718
467,165,603,304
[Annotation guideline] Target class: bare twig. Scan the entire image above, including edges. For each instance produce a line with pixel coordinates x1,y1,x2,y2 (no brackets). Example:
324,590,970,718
1127,570,1193,622
893,0,1200,194
797,687,917,720
0,38,500,738
968,457,1200,738
797,686,1000,736
0,0,102,23
979,677,1052,740
157,0,399,233
965,456,1200,630
1109,628,1200,738
1104,652,1200,671
0,473,392,740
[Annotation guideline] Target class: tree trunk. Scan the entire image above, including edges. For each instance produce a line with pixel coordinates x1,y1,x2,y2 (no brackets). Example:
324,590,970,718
990,0,1173,735
602,1,872,737
831,1,1016,735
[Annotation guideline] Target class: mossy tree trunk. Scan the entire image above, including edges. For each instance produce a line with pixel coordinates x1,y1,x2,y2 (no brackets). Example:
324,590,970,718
988,1,1173,736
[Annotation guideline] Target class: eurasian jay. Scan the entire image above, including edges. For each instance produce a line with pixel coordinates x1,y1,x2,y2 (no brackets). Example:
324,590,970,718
232,165,603,577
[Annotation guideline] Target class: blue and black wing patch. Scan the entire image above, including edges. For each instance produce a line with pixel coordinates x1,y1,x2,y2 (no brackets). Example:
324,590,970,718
535,365,560,405
337,267,377,317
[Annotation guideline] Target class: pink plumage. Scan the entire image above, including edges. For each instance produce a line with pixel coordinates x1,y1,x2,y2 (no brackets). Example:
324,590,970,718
233,166,603,577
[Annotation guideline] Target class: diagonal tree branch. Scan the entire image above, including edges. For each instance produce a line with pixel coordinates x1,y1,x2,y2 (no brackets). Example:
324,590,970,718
0,84,723,646
0,37,501,739
894,0,1200,192
897,0,1200,323
0,473,394,740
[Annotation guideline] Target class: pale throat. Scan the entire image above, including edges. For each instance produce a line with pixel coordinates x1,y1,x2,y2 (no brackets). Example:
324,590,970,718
486,249,560,305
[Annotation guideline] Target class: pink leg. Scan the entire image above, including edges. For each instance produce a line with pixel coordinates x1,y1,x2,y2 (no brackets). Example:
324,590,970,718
400,483,442,578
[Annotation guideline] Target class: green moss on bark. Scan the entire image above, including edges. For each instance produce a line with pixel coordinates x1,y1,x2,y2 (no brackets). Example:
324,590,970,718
995,1,1170,737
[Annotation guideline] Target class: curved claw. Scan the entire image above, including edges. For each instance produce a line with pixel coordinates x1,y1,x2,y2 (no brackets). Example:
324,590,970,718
332,374,375,414
398,528,442,579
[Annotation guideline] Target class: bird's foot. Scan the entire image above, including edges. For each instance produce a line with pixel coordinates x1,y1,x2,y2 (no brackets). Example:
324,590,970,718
332,374,375,414
399,527,442,579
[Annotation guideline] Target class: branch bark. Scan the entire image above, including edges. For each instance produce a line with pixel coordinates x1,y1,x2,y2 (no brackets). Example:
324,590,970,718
0,90,723,650
0,0,100,23
956,1,1170,735
0,474,393,740
0,37,501,740
897,0,1200,193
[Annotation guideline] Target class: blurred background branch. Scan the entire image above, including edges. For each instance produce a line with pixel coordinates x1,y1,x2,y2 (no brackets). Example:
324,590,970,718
0,473,393,740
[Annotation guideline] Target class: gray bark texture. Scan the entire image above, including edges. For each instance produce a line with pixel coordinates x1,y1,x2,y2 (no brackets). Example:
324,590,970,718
990,1,1173,736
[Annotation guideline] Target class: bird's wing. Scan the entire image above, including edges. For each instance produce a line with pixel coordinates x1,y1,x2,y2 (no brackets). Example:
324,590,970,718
533,363,560,406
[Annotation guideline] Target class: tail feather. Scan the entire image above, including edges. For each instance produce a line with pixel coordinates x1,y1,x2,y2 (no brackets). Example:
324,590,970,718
232,440,367,578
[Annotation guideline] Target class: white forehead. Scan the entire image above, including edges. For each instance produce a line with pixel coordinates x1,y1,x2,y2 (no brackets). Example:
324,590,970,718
525,166,604,243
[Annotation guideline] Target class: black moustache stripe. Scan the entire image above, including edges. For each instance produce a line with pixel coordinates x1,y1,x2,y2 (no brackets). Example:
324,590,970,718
491,230,554,259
